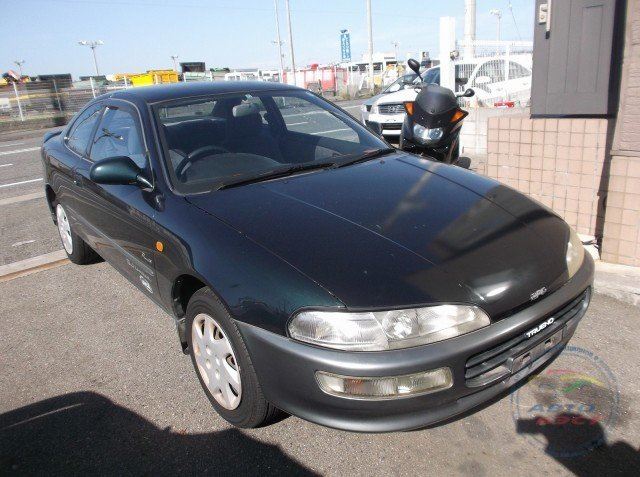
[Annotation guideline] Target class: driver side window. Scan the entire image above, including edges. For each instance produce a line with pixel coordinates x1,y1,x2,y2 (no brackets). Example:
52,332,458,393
90,106,147,169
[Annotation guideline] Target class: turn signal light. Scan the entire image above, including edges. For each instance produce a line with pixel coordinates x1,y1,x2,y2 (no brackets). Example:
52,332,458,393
404,102,415,116
450,108,467,123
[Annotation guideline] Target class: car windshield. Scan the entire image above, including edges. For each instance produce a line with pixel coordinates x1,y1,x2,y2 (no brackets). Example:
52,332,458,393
422,67,440,85
383,74,418,93
155,90,389,194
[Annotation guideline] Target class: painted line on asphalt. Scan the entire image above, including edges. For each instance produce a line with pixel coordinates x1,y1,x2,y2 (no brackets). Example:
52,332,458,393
286,121,308,126
311,128,351,135
0,191,45,206
12,239,36,247
0,178,43,189
0,250,69,283
0,142,24,148
0,146,40,156
0,163,13,168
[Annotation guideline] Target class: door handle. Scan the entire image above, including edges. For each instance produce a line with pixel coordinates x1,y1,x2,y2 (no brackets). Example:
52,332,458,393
73,172,84,186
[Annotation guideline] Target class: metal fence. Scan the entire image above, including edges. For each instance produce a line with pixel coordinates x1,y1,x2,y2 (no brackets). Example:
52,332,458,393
0,79,126,122
0,69,384,124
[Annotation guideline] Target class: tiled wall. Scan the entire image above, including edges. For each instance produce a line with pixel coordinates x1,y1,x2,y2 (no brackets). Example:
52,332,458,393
601,156,640,265
601,0,640,266
484,116,610,237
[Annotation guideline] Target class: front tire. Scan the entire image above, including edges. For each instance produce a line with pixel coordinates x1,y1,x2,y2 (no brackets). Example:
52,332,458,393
54,202,97,265
186,288,281,428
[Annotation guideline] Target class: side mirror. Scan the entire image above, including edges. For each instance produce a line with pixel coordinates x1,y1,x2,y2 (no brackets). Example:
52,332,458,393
90,156,152,189
462,88,475,97
388,83,401,93
474,75,491,85
407,59,422,80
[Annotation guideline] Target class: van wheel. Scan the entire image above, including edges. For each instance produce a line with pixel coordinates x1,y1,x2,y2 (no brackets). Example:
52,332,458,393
54,202,97,264
186,287,282,428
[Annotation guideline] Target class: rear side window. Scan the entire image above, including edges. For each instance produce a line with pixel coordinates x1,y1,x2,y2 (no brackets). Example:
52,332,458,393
66,105,102,155
90,106,147,169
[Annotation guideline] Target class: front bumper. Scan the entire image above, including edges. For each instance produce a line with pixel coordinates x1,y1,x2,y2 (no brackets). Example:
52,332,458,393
236,256,594,432
365,112,405,136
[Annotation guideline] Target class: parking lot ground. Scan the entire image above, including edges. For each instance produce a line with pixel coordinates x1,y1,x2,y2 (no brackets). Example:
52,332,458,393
0,260,638,476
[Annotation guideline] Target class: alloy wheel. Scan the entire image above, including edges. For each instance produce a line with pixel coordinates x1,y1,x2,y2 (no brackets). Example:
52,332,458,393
192,313,242,410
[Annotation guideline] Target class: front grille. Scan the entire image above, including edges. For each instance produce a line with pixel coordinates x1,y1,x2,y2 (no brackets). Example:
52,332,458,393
382,123,402,130
378,103,405,115
465,289,590,388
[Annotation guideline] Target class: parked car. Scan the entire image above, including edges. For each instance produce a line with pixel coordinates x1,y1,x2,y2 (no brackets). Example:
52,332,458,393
365,57,532,138
360,72,420,125
42,81,593,432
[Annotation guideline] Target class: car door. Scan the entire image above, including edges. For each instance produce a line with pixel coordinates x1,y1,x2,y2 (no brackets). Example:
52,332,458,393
472,59,507,103
56,102,104,238
72,99,160,299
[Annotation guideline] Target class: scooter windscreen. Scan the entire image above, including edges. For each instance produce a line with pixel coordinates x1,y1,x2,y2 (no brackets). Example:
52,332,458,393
412,84,459,126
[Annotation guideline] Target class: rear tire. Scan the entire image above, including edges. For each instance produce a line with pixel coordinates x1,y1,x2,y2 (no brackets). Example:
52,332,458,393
54,201,97,265
186,287,282,428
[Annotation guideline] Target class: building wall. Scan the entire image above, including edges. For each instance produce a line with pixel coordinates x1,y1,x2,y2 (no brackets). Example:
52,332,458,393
601,0,640,266
482,0,640,267
483,116,610,238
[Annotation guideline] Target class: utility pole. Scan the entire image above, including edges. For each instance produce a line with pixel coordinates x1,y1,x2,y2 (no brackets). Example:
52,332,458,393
285,0,296,86
14,60,25,77
78,40,104,76
463,0,476,58
171,54,179,72
490,9,502,42
366,0,374,92
273,0,285,83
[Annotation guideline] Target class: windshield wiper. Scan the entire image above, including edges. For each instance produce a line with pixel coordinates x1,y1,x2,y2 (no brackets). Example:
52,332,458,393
336,147,396,168
216,161,338,190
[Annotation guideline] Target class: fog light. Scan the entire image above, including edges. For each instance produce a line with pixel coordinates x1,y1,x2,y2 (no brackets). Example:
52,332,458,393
315,368,453,400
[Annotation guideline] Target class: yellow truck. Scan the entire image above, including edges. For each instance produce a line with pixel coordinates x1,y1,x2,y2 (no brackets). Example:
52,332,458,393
129,70,179,87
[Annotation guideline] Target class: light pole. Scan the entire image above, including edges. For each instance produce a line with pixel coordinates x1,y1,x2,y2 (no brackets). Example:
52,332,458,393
285,0,296,86
366,0,374,92
489,9,502,42
391,41,399,61
14,60,25,77
272,0,285,83
78,40,104,76
171,54,179,72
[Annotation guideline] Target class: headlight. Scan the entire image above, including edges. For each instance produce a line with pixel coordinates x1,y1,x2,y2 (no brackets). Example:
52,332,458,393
288,305,490,351
413,124,444,144
566,227,585,279
360,104,367,112
370,104,378,114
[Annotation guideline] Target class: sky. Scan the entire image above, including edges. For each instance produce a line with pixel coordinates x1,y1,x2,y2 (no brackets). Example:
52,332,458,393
1,0,535,79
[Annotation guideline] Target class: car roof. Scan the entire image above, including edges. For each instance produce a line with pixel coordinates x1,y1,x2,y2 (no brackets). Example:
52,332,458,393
104,81,301,104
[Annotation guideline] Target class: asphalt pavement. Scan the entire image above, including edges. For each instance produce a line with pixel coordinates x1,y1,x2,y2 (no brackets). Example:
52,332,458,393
1,103,639,476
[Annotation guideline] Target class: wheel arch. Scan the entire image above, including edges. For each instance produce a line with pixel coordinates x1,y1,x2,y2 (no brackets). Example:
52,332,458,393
45,184,56,219
171,273,231,353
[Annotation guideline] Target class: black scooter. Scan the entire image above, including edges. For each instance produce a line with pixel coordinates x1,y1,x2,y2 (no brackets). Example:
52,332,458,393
399,59,475,168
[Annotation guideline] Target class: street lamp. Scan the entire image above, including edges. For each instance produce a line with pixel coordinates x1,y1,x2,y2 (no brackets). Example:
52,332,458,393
171,54,179,72
489,9,502,42
78,40,104,76
14,60,25,77
391,41,399,61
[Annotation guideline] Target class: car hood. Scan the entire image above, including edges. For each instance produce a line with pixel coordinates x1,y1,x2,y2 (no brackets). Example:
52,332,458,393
364,94,384,106
187,153,571,319
375,88,418,105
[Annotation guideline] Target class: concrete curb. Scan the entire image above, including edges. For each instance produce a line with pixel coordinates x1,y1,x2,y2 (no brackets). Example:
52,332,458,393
594,261,640,307
0,250,69,283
